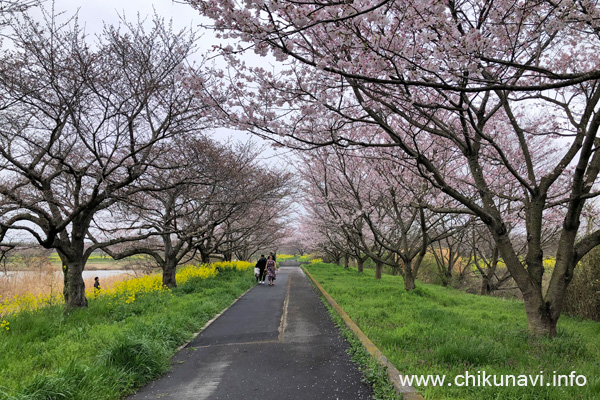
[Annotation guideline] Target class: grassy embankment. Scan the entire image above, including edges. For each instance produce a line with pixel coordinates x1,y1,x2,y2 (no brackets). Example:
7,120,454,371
49,253,148,271
305,262,600,400
0,261,254,400
5,252,143,271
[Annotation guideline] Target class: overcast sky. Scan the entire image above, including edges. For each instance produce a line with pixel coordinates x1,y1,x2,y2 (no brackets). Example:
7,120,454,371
45,0,206,42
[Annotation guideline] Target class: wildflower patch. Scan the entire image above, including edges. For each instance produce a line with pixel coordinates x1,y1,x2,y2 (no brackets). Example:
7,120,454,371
0,261,249,318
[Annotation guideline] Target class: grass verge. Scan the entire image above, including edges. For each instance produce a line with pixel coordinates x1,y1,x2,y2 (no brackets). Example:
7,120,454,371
322,297,401,400
305,262,600,400
0,265,254,400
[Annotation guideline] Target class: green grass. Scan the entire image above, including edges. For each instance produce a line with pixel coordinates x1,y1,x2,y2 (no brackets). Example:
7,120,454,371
305,263,600,400
48,252,147,262
321,297,401,400
51,252,147,264
0,269,255,400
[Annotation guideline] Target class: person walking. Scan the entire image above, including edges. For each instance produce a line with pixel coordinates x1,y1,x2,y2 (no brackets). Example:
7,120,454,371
94,276,100,290
255,254,267,284
266,255,278,286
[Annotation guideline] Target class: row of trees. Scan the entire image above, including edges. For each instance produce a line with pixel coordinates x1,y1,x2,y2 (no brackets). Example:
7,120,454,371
0,7,292,308
187,0,600,336
295,145,525,295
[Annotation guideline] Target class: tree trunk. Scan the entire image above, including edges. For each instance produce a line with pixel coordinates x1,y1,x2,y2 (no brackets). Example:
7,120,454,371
162,259,177,288
391,261,401,276
200,250,210,264
62,260,88,309
480,247,499,295
522,291,558,336
404,264,416,291
223,252,232,262
441,269,451,287
494,224,558,336
480,274,491,295
357,257,364,273
344,255,349,269
375,261,382,280
543,228,580,335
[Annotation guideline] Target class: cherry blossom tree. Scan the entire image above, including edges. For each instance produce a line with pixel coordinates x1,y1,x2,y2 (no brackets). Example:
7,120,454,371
187,0,600,336
98,138,292,285
94,136,244,287
276,230,312,257
223,204,293,262
293,216,334,260
428,215,474,288
300,144,463,288
297,146,373,267
0,0,40,25
0,11,212,308
468,222,514,296
214,163,294,262
362,150,470,289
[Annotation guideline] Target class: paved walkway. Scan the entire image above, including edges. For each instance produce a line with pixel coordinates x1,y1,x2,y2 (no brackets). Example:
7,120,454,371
126,266,373,400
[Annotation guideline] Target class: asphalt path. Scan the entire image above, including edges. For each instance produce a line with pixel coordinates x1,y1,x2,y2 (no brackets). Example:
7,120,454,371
126,265,373,400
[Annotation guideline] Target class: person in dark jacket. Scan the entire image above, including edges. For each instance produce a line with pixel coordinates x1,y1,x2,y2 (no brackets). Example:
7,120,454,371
255,255,267,284
94,276,100,290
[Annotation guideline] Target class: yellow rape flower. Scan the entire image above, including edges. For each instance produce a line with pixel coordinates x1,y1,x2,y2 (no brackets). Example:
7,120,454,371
0,320,9,331
1,261,249,317
211,261,253,271
177,264,218,285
